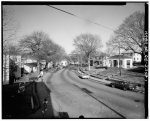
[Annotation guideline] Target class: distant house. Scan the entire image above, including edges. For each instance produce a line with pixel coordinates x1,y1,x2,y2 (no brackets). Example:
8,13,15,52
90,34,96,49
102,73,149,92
60,60,68,67
22,57,38,73
108,55,133,69
47,61,53,68
23,63,37,73
90,55,109,67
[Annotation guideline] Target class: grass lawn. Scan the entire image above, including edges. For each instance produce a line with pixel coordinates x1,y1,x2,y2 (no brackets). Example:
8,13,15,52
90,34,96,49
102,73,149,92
81,66,145,85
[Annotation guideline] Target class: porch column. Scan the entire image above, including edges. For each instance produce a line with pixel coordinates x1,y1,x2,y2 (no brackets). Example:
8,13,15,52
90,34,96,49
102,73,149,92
111,60,114,67
130,59,133,68
117,59,119,68
124,59,127,68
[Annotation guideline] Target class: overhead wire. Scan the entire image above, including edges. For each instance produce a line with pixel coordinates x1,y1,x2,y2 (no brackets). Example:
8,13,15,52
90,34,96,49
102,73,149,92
47,5,115,31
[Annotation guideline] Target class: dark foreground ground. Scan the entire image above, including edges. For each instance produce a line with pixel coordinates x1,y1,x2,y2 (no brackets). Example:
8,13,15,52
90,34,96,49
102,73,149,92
2,81,55,119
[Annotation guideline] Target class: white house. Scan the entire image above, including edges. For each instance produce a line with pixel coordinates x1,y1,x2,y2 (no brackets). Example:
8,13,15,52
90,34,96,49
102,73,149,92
48,61,53,68
60,60,68,67
90,55,109,67
108,55,133,69
102,56,110,67
23,63,37,73
22,57,38,73
132,53,141,62
122,52,141,63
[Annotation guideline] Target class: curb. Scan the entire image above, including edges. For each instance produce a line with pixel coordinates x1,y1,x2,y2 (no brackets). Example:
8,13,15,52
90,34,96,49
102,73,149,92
77,69,111,84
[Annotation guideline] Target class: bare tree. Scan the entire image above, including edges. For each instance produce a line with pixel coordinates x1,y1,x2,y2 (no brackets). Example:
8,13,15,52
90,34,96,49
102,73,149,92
69,50,79,64
107,11,145,64
40,39,56,68
8,45,21,55
73,33,102,70
41,40,66,68
49,44,66,66
19,31,50,73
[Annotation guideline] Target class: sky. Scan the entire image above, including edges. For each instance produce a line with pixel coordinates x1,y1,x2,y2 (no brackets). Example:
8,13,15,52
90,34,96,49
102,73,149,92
5,3,145,54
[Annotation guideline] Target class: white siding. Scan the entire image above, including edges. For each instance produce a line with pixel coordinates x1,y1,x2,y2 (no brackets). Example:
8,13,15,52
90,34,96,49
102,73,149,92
133,53,141,62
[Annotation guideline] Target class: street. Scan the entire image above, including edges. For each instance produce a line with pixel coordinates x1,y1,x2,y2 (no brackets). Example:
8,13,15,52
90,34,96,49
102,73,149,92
44,68,145,118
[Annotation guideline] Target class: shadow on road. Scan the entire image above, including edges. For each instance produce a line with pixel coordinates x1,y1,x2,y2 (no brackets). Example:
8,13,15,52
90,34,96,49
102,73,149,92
2,80,70,119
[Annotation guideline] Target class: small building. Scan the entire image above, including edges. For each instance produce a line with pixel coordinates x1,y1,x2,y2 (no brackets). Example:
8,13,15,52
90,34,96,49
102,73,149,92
22,57,38,73
47,61,53,68
108,55,133,69
23,63,37,73
60,60,68,67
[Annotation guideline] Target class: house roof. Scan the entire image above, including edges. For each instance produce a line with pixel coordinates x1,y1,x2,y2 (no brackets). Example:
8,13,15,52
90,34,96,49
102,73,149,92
109,55,132,59
24,63,37,67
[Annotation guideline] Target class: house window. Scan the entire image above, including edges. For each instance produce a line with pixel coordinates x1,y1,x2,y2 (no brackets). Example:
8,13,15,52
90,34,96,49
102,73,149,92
100,61,102,64
127,60,130,65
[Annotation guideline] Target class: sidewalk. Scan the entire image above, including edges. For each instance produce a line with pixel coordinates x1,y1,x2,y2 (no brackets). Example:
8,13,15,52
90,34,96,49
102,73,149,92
27,82,54,118
25,71,55,118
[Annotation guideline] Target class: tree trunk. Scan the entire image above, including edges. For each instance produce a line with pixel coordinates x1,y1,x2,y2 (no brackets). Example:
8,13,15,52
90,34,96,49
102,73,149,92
88,55,90,71
141,51,145,65
37,61,40,74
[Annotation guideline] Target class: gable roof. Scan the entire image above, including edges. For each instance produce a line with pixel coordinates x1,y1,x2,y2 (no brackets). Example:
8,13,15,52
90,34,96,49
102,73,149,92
109,55,132,59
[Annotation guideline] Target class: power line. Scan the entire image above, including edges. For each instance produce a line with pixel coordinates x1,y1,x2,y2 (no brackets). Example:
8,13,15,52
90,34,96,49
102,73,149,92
47,5,115,31
47,5,77,17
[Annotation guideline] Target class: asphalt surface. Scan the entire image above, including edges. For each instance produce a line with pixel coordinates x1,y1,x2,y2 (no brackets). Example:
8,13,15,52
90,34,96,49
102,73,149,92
44,68,145,118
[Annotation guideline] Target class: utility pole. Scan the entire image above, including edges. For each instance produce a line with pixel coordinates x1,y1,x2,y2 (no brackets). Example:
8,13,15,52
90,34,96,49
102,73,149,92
119,42,121,76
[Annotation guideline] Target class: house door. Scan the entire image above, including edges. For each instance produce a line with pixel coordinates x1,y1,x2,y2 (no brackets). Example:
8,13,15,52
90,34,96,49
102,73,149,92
113,60,118,67
127,60,130,68
90,60,93,66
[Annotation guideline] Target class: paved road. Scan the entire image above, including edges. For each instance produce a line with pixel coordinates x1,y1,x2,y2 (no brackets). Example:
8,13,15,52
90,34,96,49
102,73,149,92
45,68,145,118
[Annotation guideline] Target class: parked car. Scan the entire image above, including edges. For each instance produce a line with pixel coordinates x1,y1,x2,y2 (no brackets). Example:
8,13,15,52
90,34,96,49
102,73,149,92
132,84,145,93
109,80,145,92
109,81,130,91
79,74,90,79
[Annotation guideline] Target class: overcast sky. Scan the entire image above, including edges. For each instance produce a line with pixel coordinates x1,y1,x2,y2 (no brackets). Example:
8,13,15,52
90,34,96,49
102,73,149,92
6,3,145,54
